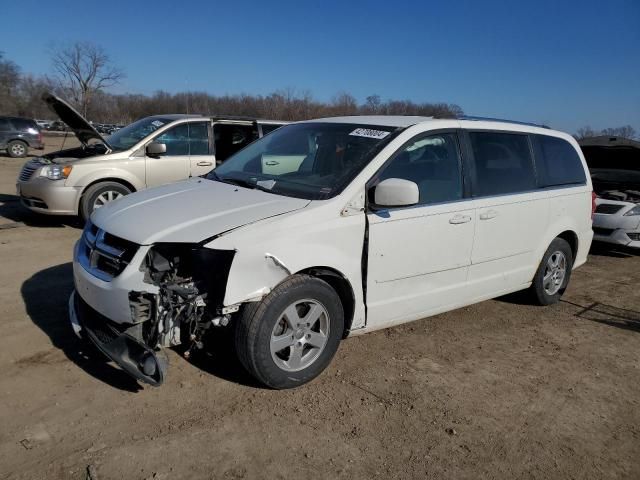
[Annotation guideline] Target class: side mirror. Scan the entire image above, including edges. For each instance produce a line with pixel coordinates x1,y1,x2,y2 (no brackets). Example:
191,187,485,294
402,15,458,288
146,142,167,156
373,178,419,207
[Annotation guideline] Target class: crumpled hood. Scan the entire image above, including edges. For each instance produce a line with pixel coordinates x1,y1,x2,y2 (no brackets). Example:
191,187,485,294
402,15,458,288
91,179,310,245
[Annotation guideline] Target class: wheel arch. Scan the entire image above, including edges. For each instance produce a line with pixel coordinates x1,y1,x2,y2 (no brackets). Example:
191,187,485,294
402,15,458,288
556,230,579,261
296,266,356,338
78,177,137,215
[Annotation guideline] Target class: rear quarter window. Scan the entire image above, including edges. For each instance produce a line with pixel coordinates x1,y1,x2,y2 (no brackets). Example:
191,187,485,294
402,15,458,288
533,135,586,187
260,124,283,136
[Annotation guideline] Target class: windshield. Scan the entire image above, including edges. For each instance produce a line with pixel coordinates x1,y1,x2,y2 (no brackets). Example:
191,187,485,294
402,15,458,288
106,117,175,151
209,122,399,200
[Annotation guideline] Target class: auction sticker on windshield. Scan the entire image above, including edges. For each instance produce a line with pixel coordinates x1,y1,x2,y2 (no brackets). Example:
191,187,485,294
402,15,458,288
349,128,390,139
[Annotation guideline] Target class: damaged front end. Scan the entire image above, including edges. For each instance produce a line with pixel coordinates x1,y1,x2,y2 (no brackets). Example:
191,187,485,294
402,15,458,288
138,244,236,355
72,234,235,386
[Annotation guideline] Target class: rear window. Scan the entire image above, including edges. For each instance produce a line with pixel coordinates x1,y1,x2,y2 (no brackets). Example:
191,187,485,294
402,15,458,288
534,135,586,187
469,132,536,196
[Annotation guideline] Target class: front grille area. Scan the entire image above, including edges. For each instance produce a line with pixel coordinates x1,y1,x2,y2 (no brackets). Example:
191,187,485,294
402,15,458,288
593,227,615,236
18,161,39,182
78,221,139,281
595,203,624,215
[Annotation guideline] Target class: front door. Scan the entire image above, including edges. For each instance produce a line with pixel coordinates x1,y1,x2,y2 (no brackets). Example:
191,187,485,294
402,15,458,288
366,131,476,329
188,122,216,177
145,123,190,187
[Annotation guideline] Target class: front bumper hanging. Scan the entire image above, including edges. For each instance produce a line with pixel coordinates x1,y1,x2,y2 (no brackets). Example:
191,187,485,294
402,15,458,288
68,290,167,386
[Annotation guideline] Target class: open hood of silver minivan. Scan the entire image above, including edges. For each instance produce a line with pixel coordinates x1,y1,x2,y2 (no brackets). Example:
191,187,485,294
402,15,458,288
90,178,310,245
42,92,112,149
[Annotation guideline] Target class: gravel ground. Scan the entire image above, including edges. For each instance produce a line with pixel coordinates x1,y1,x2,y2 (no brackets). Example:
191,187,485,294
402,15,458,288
0,138,638,479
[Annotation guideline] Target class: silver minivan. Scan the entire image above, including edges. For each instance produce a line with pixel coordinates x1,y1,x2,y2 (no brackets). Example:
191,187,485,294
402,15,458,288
16,93,285,219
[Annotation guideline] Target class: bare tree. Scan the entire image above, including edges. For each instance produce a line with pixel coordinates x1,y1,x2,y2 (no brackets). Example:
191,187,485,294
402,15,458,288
575,126,597,139
362,94,382,114
601,125,637,139
50,41,124,117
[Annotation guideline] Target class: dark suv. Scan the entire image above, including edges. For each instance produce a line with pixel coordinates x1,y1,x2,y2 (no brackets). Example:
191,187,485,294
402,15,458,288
0,116,45,158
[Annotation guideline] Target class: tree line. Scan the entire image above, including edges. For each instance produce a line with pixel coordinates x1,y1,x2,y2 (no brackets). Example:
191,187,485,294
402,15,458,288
574,125,637,141
0,43,636,139
0,45,462,125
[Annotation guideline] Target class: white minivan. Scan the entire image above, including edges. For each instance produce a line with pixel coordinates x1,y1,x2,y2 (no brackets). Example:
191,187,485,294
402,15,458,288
69,116,594,388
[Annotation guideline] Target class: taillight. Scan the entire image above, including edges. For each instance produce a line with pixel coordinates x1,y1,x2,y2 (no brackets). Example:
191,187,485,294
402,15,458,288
591,191,597,220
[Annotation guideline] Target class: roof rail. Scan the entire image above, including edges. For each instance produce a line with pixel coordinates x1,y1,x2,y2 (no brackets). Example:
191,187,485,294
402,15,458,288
457,115,549,129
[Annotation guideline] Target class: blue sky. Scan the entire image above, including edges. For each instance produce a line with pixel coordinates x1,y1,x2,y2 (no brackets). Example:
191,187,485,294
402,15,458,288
1,0,638,134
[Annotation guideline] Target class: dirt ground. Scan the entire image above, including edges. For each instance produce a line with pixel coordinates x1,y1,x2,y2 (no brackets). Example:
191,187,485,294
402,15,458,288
0,137,639,480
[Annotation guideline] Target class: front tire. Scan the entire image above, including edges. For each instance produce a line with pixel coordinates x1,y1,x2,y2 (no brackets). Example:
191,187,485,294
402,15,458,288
235,275,344,389
80,181,132,220
7,140,28,158
529,238,574,305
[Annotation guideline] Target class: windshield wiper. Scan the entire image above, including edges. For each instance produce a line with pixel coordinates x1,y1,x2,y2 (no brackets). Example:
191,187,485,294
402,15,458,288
217,175,275,193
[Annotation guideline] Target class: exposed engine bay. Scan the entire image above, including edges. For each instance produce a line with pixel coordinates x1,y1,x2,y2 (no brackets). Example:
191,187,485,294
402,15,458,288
35,144,109,163
580,137,640,202
133,245,236,359
597,189,640,203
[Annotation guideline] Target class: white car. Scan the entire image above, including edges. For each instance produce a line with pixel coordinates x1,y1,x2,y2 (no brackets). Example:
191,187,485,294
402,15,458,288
69,116,594,388
35,119,52,129
580,136,640,249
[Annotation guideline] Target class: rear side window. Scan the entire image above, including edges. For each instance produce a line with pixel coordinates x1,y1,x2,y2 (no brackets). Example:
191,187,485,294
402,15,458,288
10,118,38,131
533,135,586,187
0,119,10,131
469,132,536,196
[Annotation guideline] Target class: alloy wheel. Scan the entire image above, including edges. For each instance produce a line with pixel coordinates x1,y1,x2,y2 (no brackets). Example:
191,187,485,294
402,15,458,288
93,190,123,210
543,251,567,295
270,299,330,372
11,143,26,156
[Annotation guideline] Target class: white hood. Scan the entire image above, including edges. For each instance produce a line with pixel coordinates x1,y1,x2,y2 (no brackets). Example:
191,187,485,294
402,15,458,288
91,179,310,245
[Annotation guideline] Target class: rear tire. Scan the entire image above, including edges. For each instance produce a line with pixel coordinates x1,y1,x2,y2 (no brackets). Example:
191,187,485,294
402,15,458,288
7,140,28,158
80,181,132,221
529,238,573,305
234,274,344,389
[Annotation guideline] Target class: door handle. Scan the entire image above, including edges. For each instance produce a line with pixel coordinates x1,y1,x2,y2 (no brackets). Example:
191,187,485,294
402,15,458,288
449,214,472,224
196,161,213,167
479,209,499,220
265,160,280,166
